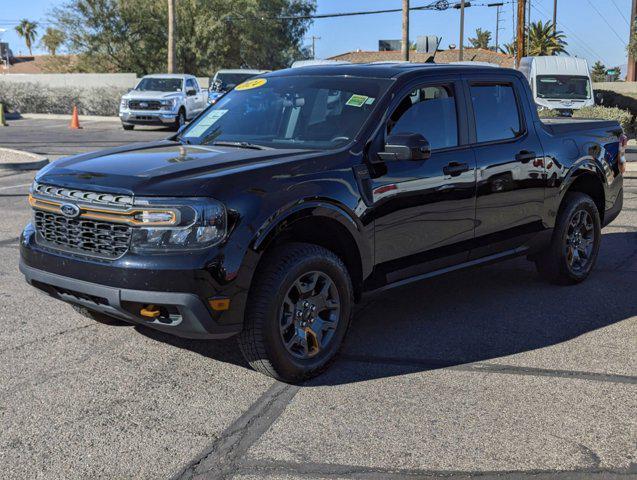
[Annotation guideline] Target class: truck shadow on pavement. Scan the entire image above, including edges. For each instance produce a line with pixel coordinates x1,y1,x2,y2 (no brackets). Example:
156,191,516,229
136,231,637,385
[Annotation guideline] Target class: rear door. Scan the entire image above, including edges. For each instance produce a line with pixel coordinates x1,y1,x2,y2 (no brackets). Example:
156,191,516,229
464,73,546,259
368,77,477,282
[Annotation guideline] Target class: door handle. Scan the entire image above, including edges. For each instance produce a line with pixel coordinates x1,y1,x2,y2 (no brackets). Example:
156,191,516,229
515,150,536,163
443,162,469,177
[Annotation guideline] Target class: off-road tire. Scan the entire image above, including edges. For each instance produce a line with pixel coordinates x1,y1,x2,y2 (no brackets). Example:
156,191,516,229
535,192,601,285
238,242,353,383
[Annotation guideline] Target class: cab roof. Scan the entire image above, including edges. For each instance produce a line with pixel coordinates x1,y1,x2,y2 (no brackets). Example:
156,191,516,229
267,62,518,80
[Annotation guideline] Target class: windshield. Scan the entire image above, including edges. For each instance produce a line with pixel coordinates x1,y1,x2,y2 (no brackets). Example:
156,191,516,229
211,73,259,91
536,75,591,100
136,77,183,92
182,75,392,150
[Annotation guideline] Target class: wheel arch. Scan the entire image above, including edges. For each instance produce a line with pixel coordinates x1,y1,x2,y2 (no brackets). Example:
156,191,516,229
251,202,371,302
560,164,606,223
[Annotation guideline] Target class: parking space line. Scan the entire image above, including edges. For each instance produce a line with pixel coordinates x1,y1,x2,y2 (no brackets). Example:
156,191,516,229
0,183,32,191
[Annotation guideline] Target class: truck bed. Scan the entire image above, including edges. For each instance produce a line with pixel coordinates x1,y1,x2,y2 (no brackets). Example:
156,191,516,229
541,118,621,136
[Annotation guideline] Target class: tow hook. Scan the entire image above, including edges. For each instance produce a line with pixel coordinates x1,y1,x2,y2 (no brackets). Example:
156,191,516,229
140,304,161,319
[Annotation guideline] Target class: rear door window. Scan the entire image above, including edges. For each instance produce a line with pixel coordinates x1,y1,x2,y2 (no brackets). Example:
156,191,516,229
469,83,522,143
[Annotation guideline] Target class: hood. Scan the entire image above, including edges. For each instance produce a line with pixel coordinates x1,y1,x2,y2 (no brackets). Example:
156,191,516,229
35,141,312,197
123,90,182,100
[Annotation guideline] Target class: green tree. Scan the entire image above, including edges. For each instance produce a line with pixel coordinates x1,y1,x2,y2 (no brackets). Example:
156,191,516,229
499,42,516,57
468,28,491,50
15,19,39,56
591,61,607,82
51,0,316,76
39,27,65,55
527,20,567,56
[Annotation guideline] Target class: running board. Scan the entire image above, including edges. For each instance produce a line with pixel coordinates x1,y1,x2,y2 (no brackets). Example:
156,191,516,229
364,247,529,298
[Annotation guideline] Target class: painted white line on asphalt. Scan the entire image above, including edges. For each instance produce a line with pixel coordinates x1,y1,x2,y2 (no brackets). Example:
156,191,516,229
0,182,32,190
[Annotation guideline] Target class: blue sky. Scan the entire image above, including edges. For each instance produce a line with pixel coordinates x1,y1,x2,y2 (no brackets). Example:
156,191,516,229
0,0,631,69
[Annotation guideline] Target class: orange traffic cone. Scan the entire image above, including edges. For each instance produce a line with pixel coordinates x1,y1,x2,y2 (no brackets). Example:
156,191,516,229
69,105,82,129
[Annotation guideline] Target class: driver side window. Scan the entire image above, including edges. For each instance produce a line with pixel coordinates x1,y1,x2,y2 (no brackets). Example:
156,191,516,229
388,85,459,150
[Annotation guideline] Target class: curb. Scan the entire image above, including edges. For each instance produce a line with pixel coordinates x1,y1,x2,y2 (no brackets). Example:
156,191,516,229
20,113,120,122
0,148,49,171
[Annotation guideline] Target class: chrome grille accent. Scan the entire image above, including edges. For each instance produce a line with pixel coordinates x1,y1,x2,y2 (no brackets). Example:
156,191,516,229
34,211,132,259
34,183,133,207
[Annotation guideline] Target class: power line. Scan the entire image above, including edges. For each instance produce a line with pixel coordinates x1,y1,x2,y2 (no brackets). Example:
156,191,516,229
584,0,627,46
531,1,609,64
608,0,630,27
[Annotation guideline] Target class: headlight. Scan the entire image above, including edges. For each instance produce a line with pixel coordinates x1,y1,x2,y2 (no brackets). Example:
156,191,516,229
130,198,227,253
160,98,176,109
120,98,128,109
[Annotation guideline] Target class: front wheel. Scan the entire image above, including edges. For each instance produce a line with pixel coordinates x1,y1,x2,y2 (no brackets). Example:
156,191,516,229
535,192,601,284
238,243,352,383
122,123,134,130
171,109,186,131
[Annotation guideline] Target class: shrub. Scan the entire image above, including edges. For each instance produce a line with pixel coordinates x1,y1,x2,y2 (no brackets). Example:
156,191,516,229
538,104,634,133
0,82,128,116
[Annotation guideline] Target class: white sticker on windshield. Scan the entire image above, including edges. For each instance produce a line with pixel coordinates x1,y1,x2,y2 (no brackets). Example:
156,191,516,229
186,109,228,137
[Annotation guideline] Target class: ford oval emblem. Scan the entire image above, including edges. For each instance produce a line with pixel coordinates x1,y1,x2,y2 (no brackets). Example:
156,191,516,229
60,203,80,218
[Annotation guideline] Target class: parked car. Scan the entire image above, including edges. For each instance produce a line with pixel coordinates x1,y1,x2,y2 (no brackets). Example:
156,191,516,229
518,56,595,115
21,64,625,382
119,74,208,130
208,69,269,104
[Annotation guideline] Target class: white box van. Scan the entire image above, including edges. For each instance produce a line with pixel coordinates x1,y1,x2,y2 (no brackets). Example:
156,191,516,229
518,56,594,114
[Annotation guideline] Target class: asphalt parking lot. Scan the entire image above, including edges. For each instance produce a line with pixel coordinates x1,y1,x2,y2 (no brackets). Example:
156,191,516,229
0,118,636,479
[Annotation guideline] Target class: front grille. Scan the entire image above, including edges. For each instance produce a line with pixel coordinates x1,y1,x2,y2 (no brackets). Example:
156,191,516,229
34,183,132,208
34,211,132,259
128,100,162,110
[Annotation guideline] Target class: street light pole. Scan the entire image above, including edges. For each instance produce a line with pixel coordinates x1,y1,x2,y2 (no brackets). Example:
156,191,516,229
552,0,557,33
459,0,466,61
402,0,410,61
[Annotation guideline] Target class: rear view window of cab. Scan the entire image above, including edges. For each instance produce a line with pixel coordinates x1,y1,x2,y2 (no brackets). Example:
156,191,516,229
470,84,522,143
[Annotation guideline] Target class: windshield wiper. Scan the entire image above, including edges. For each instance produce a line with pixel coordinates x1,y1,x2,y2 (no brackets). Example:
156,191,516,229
211,141,269,150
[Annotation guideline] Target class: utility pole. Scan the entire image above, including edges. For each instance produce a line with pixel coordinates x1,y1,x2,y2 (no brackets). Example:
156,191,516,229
402,0,410,61
459,0,466,61
516,0,526,67
628,0,637,81
310,35,321,59
526,0,531,54
488,3,505,52
552,0,557,33
167,0,176,73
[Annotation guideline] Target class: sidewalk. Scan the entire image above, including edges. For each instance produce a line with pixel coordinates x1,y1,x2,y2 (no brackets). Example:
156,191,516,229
0,148,49,170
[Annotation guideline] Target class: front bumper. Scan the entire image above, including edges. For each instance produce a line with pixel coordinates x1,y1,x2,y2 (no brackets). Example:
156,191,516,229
20,225,246,340
119,110,177,125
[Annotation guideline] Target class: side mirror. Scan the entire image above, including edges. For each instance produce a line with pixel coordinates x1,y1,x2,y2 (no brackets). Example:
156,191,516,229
186,88,197,96
377,133,431,161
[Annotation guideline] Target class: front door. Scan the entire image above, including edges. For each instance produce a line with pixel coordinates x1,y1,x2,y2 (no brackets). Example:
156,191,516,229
368,80,477,283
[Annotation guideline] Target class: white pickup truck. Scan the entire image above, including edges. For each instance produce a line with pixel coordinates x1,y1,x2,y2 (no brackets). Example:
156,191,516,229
119,74,208,130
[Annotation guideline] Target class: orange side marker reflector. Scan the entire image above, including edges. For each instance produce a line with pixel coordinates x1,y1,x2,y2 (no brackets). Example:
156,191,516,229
140,304,160,318
209,298,230,311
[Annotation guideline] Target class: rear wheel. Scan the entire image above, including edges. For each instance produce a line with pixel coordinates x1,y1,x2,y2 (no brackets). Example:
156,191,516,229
238,243,352,383
535,192,601,284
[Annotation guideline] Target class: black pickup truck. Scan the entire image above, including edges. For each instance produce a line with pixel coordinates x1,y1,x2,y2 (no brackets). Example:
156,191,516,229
20,64,625,382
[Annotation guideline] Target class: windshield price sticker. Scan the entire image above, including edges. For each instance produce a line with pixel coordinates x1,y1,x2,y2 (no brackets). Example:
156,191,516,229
346,94,370,107
235,78,267,91
186,110,228,137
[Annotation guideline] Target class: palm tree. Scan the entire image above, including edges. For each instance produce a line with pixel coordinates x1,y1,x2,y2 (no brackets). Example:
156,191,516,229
40,27,65,56
468,28,492,50
499,42,516,57
527,20,567,56
15,19,39,56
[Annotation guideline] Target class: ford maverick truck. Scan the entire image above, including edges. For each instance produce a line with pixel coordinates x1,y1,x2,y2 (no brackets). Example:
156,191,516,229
21,64,625,382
